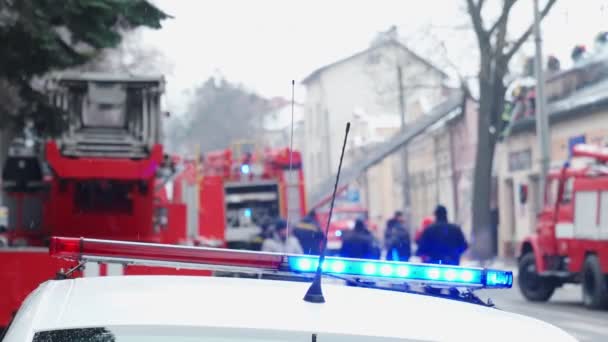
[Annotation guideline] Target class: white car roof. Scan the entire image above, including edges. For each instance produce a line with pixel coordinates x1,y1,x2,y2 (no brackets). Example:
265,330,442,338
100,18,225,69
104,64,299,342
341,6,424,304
5,275,576,342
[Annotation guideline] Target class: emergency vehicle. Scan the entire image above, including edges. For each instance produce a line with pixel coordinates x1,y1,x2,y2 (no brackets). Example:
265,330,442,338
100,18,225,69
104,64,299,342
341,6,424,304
163,141,307,250
0,73,211,330
2,236,577,342
518,143,608,310
317,207,378,252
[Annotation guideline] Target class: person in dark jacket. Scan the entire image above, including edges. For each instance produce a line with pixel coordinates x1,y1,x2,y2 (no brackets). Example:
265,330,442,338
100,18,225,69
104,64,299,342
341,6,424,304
385,216,411,262
384,211,407,250
340,219,380,260
293,210,325,255
416,205,468,266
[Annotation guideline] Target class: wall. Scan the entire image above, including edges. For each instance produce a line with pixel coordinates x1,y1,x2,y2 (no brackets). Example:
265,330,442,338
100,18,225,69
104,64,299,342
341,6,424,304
448,99,479,239
303,42,446,208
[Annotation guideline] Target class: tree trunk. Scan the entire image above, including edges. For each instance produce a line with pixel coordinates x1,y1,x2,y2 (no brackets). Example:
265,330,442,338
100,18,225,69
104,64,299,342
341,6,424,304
470,77,501,262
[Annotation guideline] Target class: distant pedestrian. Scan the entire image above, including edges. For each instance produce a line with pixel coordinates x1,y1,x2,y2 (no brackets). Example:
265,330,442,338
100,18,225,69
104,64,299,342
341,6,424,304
415,216,435,263
385,215,411,262
261,219,303,254
415,216,434,243
340,219,380,260
384,211,407,250
416,205,468,266
293,210,325,255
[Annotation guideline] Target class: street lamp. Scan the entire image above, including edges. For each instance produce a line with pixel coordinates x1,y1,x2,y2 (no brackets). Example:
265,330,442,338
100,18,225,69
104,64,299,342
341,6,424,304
533,0,551,210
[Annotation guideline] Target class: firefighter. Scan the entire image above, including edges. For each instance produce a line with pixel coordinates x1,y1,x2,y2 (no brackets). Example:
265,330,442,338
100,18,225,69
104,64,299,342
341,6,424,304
293,210,325,255
340,218,380,260
416,205,468,266
261,219,303,254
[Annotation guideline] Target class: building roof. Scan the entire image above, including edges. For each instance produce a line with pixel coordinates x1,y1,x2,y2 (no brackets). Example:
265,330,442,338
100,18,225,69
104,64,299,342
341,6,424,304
5,276,574,341
509,77,608,135
301,39,448,85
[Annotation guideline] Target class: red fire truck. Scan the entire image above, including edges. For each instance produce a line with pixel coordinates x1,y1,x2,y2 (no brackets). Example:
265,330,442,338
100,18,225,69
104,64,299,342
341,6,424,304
518,143,608,310
165,141,308,250
0,73,209,329
317,207,378,253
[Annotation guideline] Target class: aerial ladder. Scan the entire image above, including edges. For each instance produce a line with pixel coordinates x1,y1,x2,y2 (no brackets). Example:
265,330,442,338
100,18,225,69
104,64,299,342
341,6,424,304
310,90,465,209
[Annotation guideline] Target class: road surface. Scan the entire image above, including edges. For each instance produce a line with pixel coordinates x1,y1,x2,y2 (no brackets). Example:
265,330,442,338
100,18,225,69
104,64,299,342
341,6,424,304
479,281,608,341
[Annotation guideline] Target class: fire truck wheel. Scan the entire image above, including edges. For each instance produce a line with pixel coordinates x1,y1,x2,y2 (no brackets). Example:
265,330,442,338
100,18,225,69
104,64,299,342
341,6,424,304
518,253,555,302
582,255,608,310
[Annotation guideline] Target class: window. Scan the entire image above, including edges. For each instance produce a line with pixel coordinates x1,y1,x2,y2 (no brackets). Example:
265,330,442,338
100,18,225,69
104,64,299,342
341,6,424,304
545,179,559,206
508,149,532,172
562,177,574,204
31,326,404,342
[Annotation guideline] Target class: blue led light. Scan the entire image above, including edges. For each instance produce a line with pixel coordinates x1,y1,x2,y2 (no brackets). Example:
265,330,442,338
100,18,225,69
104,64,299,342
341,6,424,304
380,264,393,276
461,270,474,282
243,208,252,217
363,263,377,275
427,268,440,280
241,164,250,174
286,255,510,289
331,260,346,273
444,269,457,281
297,258,313,271
335,230,342,237
485,270,513,288
396,265,410,277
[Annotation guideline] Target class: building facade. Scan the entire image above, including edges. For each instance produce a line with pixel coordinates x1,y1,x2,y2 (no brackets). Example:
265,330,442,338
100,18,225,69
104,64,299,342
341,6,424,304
301,31,448,224
260,98,305,150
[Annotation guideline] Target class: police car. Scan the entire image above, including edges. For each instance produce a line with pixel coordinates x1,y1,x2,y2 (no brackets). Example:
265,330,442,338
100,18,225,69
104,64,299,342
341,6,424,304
2,237,577,342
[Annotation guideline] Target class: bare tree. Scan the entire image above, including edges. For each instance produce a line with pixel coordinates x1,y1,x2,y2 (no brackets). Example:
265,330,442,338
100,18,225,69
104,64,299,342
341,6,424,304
465,0,557,260
168,77,271,154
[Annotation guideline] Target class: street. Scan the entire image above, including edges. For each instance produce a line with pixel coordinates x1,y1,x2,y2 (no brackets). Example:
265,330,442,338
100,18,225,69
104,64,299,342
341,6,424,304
479,281,608,342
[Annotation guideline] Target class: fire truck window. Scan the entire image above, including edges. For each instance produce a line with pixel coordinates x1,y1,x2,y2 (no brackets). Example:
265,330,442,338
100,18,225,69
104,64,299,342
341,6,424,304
561,177,573,204
546,179,559,205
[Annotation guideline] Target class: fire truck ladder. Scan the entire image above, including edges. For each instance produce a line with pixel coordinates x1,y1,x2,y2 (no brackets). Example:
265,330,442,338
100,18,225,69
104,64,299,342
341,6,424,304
309,90,465,209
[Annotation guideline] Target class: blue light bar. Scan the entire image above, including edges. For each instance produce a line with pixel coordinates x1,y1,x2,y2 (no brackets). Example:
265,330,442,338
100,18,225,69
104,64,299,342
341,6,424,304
241,164,251,174
287,255,512,289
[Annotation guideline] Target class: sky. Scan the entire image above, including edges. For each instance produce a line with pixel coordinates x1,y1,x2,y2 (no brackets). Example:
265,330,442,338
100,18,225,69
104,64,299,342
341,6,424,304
138,0,608,116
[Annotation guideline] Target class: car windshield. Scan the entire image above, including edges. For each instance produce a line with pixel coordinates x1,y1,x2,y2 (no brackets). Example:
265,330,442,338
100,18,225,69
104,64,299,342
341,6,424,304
31,327,405,342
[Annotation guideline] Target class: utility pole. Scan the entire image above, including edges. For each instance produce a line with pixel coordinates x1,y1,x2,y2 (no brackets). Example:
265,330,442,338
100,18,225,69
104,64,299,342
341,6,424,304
533,0,551,209
397,65,411,222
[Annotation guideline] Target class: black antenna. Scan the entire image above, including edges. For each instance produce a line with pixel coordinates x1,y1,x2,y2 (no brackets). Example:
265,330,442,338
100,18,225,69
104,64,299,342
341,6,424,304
303,121,350,303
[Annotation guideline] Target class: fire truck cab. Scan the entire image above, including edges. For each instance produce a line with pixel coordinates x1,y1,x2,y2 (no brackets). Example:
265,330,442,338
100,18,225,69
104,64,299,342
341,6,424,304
518,144,608,310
